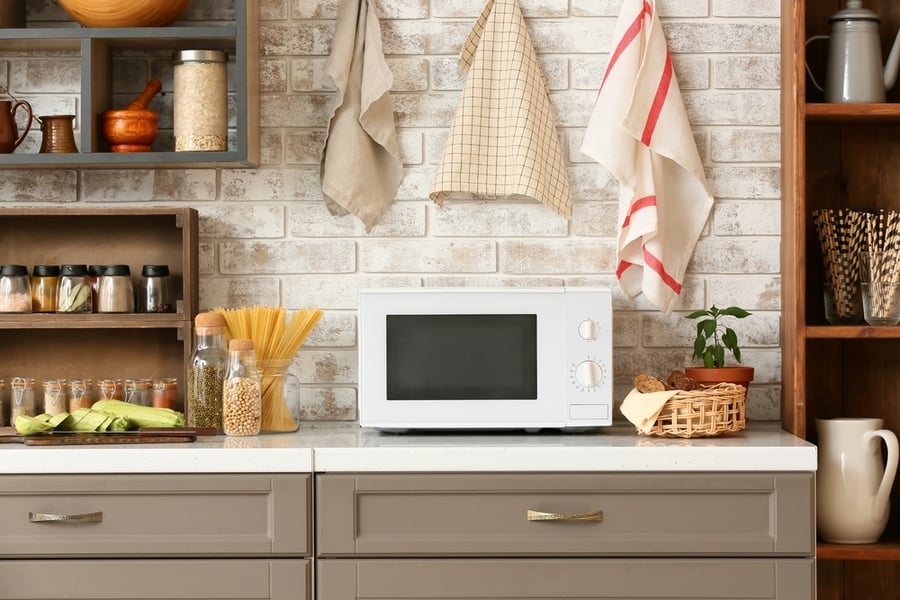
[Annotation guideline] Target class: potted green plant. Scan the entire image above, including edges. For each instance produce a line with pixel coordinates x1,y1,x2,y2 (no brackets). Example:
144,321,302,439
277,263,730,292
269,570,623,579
684,305,754,389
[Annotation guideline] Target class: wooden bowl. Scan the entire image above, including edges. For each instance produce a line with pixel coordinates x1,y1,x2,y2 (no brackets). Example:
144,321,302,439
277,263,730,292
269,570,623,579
57,0,191,28
101,109,158,153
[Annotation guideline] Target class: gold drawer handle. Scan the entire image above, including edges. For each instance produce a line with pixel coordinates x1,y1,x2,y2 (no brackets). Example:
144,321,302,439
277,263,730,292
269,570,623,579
29,511,103,523
527,509,603,522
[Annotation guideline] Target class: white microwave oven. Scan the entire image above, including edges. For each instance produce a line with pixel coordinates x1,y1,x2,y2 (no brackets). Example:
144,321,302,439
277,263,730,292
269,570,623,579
358,287,613,432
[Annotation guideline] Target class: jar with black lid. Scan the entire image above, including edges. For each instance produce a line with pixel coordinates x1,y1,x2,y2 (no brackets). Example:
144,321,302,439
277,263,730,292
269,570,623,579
0,264,32,313
57,264,91,313
138,264,173,313
97,264,134,313
31,265,60,312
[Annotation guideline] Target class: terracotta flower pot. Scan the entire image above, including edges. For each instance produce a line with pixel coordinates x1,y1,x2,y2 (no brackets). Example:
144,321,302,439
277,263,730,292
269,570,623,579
684,366,754,391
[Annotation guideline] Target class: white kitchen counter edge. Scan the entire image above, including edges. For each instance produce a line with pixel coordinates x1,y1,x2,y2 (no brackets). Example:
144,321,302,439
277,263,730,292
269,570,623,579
0,423,816,474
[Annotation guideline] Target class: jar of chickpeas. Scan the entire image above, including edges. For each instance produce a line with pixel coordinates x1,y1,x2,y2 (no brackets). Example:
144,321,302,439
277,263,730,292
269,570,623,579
222,338,261,436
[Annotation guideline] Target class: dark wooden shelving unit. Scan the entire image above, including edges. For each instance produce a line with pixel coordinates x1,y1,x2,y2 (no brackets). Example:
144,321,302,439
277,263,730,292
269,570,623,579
0,207,199,416
782,1,900,597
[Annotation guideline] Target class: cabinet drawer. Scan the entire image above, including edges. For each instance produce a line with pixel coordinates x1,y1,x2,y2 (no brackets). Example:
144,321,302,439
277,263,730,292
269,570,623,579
316,472,814,557
317,558,814,599
2,559,310,600
0,474,310,557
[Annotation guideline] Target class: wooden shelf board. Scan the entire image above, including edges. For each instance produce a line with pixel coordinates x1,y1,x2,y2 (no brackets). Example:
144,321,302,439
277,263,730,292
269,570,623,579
805,325,900,339
0,314,189,329
0,151,253,169
818,540,900,561
806,103,900,121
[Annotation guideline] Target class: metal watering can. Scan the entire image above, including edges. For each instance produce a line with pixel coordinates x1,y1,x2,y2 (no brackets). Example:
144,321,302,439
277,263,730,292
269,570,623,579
807,0,900,103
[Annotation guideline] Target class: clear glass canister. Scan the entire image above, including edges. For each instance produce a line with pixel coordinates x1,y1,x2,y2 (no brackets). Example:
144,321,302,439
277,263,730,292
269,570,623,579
10,377,35,423
258,358,301,433
42,379,68,415
57,264,92,313
174,49,227,152
97,264,134,313
31,265,60,312
68,378,94,412
187,312,228,432
97,378,123,401
153,377,178,410
123,378,153,406
138,264,173,313
0,264,32,313
223,338,261,436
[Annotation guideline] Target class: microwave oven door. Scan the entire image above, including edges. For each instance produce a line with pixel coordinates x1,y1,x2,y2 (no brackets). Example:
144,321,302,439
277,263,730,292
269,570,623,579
358,289,574,430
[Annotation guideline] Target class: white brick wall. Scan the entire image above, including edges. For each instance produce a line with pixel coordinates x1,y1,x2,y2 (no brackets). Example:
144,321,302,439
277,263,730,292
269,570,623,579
1,0,783,423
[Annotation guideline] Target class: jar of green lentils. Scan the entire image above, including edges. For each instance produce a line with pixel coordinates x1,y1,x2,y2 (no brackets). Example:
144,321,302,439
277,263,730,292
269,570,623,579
186,312,228,433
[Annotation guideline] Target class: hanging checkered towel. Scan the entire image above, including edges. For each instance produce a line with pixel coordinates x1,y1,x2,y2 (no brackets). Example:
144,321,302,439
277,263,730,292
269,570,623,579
320,0,402,231
581,0,714,314
430,0,572,217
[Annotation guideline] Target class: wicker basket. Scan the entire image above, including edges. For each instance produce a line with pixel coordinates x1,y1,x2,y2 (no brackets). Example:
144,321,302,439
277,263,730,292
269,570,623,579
639,382,746,438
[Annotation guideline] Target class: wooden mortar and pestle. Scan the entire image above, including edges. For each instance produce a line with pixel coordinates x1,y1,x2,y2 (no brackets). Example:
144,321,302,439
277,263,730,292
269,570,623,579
101,80,161,152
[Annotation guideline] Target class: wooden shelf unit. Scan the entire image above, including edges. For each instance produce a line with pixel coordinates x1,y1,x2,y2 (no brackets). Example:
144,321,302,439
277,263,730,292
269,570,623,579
782,0,900,596
0,0,259,168
0,207,198,418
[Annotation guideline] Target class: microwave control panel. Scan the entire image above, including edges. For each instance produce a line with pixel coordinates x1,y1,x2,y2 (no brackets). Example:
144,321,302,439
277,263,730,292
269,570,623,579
565,288,613,425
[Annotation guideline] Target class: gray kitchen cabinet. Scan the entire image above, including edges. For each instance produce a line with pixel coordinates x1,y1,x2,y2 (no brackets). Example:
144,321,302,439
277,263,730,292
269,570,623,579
0,473,311,600
315,472,815,599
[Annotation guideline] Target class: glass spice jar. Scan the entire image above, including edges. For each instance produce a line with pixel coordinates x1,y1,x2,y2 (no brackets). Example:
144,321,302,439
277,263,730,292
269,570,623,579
67,378,94,412
138,264,173,313
42,379,68,415
31,265,60,312
97,378,123,401
97,264,134,313
153,377,178,410
174,49,227,152
87,265,104,313
187,312,228,432
10,377,35,423
0,264,32,313
223,338,261,436
123,378,153,406
57,264,92,313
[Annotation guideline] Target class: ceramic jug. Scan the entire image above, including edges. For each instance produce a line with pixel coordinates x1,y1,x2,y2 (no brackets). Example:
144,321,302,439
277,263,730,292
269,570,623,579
816,418,899,543
0,99,31,153
806,0,900,103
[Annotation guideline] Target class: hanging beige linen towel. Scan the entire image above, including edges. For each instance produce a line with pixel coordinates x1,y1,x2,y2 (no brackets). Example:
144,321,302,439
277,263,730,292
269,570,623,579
430,0,572,217
320,0,402,231
581,0,714,314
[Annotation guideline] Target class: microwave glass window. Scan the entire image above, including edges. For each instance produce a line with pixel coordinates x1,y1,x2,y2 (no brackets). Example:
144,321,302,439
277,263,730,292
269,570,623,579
385,314,538,400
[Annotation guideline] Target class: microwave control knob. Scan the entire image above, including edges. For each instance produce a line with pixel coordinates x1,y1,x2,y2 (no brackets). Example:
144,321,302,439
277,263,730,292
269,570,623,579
578,319,601,340
574,360,604,388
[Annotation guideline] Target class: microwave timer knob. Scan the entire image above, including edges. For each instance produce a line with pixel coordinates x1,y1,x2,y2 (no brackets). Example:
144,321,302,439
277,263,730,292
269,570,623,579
577,319,601,340
572,359,605,390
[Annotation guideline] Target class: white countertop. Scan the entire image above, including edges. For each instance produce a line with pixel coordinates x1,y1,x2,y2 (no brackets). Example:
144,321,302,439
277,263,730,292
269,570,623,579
0,422,816,474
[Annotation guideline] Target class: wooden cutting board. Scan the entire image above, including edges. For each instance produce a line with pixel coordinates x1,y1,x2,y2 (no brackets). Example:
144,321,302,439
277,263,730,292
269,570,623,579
0,427,198,445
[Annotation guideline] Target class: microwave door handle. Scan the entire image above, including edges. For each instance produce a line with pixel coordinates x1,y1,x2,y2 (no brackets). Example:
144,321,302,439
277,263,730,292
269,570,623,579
526,509,603,522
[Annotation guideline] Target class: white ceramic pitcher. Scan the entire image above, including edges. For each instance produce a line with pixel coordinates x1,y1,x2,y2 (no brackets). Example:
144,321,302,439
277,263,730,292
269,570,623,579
816,418,899,543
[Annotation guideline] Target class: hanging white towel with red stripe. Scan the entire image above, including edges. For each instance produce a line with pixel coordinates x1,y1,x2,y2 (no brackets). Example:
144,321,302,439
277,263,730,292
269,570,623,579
581,0,713,315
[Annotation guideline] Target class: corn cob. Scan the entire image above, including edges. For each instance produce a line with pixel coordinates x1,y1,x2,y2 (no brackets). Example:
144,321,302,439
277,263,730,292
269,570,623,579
91,400,185,428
